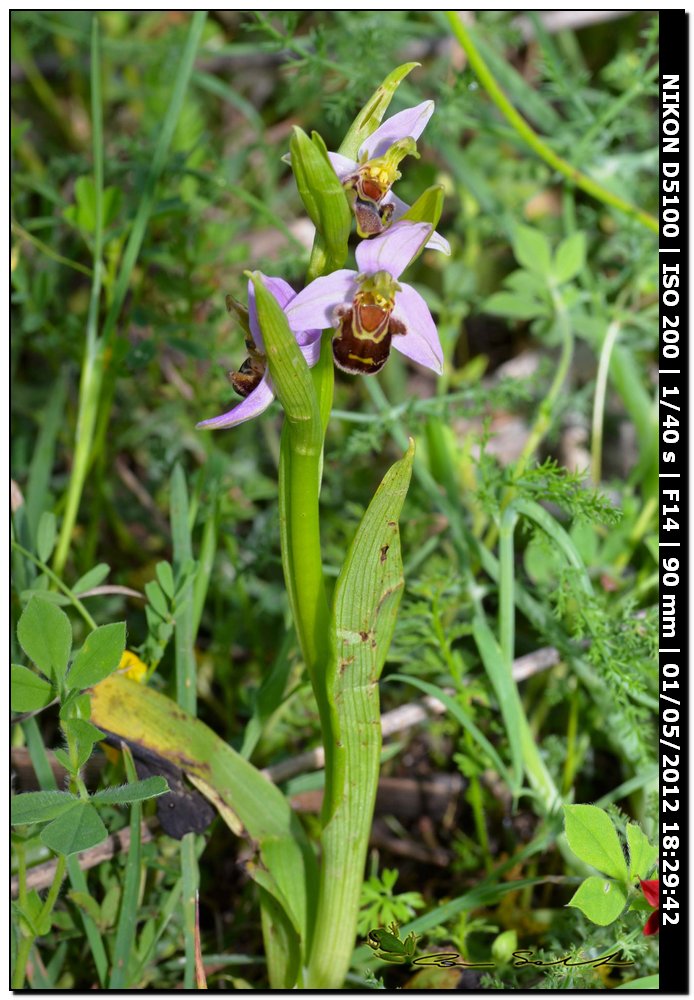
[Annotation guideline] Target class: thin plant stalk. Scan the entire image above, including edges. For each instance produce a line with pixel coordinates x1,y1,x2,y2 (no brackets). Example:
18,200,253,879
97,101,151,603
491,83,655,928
11,541,97,630
444,13,658,234
109,746,144,989
53,12,207,576
12,855,68,989
493,505,559,811
53,16,105,576
498,506,518,667
590,318,621,484
19,720,109,985
512,288,574,482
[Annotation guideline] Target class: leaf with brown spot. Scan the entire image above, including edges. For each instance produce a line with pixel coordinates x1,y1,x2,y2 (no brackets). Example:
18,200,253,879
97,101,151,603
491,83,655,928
89,674,317,980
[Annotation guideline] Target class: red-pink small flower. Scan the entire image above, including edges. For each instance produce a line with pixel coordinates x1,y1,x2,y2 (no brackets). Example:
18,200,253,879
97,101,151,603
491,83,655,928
639,878,659,936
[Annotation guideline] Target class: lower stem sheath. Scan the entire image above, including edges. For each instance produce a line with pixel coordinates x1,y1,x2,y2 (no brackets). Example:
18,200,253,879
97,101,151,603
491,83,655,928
306,689,381,988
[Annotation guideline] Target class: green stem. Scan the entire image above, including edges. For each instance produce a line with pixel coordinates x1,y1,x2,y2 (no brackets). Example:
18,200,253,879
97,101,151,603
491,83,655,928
12,854,68,989
590,318,621,484
53,13,207,575
482,287,574,556
492,508,560,811
11,541,97,630
498,507,518,667
53,17,105,578
13,928,34,989
513,288,574,482
445,13,658,234
11,220,93,277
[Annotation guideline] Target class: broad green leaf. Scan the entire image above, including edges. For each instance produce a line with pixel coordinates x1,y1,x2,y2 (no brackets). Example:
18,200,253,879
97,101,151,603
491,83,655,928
68,622,126,690
339,62,420,160
91,776,169,806
484,291,545,320
53,748,72,772
616,975,660,989
626,823,658,881
144,580,168,618
155,561,175,599
553,231,586,284
17,597,72,684
564,804,629,881
89,672,318,977
11,664,54,712
566,875,627,926
40,802,108,856
36,511,57,563
11,790,77,826
308,442,414,988
511,225,552,278
289,127,351,270
72,563,110,594
259,886,301,990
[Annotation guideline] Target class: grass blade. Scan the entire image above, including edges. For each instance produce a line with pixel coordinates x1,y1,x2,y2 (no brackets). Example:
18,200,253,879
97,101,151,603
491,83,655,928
53,12,208,575
170,463,196,715
108,744,144,989
181,833,199,989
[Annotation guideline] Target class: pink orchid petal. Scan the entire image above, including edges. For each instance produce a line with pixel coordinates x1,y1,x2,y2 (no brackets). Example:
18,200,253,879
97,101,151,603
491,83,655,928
385,192,451,255
297,328,323,366
391,282,443,374
327,151,359,180
284,269,358,331
359,100,435,160
197,374,275,430
248,275,297,350
355,221,432,280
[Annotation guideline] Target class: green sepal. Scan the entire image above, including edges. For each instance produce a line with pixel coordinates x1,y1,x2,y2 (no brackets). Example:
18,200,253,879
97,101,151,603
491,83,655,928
400,184,444,230
62,717,106,771
339,62,420,160
399,185,444,263
247,271,321,453
225,294,253,338
11,664,54,713
16,890,53,937
289,127,351,270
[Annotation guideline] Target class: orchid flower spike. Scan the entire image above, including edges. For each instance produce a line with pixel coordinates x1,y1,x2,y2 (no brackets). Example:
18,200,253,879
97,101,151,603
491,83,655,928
284,221,443,377
197,277,321,429
329,101,449,254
